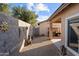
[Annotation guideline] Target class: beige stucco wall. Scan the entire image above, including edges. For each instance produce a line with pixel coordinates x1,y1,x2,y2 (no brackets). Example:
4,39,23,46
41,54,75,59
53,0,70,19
39,21,49,36
49,4,79,55
18,20,31,53
18,20,31,39
50,3,79,43
60,4,79,44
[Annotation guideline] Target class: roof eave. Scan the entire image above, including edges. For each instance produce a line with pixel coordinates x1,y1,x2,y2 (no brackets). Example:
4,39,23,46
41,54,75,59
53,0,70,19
48,3,70,21
38,20,48,24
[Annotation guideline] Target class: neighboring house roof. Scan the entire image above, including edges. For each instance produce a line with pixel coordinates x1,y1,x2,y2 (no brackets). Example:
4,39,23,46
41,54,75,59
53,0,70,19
38,20,48,25
48,3,70,21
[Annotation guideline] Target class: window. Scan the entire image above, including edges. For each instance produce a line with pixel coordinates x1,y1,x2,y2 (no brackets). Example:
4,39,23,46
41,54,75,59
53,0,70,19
65,15,79,55
68,18,79,53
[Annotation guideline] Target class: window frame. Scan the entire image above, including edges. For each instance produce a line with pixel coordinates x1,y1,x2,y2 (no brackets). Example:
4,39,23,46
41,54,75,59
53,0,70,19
65,13,79,56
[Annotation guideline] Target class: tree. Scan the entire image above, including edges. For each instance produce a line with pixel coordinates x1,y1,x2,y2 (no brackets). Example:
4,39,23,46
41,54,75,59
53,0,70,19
12,6,38,26
0,3,9,13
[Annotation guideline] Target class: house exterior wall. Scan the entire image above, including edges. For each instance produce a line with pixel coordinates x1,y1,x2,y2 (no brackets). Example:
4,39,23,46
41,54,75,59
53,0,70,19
18,20,31,39
39,21,49,36
49,4,79,55
18,20,31,52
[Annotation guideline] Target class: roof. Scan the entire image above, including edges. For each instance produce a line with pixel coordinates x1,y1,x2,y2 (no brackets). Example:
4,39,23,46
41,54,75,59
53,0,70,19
38,20,48,25
48,3,70,21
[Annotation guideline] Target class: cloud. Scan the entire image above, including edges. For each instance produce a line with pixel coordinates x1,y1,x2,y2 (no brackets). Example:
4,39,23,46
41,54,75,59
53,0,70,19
35,3,50,12
26,3,50,14
26,3,50,22
27,3,34,10
37,15,49,22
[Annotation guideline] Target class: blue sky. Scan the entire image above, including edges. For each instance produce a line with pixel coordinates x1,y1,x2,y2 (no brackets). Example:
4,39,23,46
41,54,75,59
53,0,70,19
10,3,62,22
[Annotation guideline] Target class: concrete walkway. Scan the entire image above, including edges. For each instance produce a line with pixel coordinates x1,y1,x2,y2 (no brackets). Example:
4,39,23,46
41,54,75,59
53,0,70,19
11,36,60,56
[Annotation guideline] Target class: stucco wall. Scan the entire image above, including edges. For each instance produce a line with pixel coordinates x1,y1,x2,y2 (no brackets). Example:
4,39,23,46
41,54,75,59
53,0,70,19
0,13,31,55
18,20,31,39
39,21,49,36
51,4,79,41
0,13,19,54
49,4,79,55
